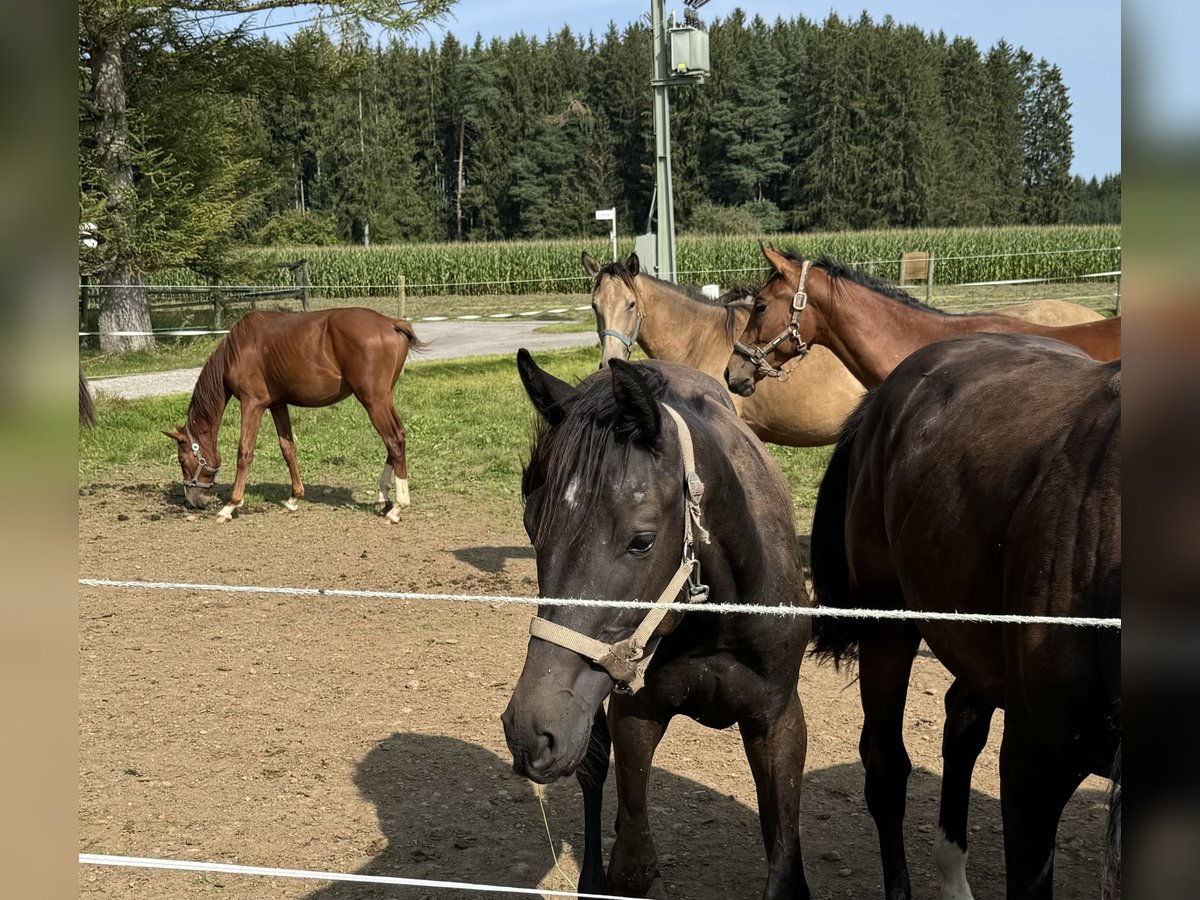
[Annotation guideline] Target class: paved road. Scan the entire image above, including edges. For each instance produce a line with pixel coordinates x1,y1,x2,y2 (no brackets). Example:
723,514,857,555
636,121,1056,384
91,321,598,400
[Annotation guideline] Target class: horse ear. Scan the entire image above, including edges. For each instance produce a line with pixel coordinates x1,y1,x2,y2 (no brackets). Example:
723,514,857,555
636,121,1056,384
608,359,661,444
581,251,600,278
516,349,575,425
162,427,185,443
761,245,793,276
625,253,640,277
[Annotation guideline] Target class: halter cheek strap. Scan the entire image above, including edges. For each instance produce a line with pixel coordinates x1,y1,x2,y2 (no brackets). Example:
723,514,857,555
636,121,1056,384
181,421,221,490
526,403,709,695
732,259,813,379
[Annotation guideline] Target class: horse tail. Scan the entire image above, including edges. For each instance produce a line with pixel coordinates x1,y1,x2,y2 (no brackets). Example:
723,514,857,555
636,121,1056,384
79,366,96,428
809,391,873,669
392,318,427,352
1103,739,1122,899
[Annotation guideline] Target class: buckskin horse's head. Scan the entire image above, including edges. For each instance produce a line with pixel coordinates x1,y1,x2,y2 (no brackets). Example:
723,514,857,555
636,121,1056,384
582,251,643,369
501,351,694,783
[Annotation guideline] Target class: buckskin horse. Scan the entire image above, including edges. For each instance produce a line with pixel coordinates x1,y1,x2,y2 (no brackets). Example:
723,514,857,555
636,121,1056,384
502,350,813,898
163,308,423,521
810,333,1121,900
725,246,1119,395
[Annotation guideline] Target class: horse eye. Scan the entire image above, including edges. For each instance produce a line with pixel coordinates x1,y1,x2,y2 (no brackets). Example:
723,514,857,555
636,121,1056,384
628,532,656,556
626,300,636,311
754,302,767,314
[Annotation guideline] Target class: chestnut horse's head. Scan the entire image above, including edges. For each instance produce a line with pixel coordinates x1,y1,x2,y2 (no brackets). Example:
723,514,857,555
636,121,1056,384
502,351,699,783
163,422,222,508
726,246,822,396
583,251,643,368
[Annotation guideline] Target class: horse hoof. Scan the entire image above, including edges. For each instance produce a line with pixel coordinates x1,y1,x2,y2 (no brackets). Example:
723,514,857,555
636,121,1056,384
385,507,402,524
216,513,232,523
283,498,299,512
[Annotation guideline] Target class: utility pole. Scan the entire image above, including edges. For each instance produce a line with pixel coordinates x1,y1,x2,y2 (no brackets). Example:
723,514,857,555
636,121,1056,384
650,0,676,282
648,1,710,282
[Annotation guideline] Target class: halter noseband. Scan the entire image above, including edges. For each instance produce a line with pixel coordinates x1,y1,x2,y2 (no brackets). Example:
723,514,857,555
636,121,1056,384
181,421,220,490
526,403,710,695
732,259,814,379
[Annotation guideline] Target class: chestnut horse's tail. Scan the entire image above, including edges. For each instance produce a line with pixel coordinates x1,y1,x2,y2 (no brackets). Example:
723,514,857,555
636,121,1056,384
392,318,427,352
79,366,96,428
809,391,874,669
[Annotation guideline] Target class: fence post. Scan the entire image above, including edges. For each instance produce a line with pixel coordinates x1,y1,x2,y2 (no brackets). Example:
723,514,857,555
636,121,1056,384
210,276,222,331
398,274,406,320
1114,273,1121,316
926,253,936,304
297,260,311,311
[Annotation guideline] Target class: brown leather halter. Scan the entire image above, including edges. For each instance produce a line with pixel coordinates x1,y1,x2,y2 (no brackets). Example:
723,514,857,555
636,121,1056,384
732,259,813,378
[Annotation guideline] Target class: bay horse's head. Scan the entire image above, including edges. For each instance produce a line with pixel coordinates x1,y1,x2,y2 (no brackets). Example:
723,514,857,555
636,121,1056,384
502,350,700,783
726,245,822,396
163,422,222,508
583,251,643,368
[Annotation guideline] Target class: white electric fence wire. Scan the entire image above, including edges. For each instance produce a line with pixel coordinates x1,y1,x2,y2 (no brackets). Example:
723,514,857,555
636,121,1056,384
79,578,1121,628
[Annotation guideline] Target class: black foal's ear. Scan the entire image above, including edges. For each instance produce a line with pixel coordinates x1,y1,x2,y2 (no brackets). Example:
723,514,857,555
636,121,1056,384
608,359,661,444
517,348,575,425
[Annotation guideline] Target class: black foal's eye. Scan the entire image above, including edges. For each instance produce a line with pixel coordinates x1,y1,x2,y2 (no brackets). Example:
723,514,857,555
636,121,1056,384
628,532,656,556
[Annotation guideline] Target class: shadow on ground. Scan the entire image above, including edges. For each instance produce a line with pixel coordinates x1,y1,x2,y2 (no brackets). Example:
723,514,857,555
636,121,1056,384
452,545,536,574
300,732,1110,900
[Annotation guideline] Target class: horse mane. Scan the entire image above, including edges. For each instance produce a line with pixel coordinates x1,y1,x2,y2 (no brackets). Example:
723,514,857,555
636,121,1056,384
593,260,714,305
770,248,950,317
188,313,258,424
523,364,673,547
718,282,757,344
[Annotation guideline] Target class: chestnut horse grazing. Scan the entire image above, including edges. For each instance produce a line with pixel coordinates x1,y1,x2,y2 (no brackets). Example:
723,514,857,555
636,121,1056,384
503,351,812,899
726,246,1121,395
163,308,423,522
811,333,1120,900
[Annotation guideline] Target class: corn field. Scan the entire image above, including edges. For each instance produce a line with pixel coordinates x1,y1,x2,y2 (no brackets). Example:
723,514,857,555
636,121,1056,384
149,225,1120,297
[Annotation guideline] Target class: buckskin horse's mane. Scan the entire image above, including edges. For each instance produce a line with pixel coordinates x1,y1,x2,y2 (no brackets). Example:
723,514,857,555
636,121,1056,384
770,247,953,317
188,312,258,424
523,364,674,547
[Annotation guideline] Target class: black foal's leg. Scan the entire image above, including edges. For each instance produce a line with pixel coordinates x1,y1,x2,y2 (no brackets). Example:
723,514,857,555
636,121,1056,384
935,679,995,900
999,719,1086,900
576,707,611,893
740,689,812,900
858,623,922,900
607,695,670,898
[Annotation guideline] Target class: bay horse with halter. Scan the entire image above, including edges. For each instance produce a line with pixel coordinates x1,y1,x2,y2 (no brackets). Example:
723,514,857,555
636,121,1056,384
163,308,423,521
811,332,1120,900
503,350,813,899
725,246,1120,394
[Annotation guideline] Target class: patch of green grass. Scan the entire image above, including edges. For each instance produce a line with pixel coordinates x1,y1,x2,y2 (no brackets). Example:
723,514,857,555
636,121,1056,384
79,346,832,520
532,320,597,335
82,336,225,378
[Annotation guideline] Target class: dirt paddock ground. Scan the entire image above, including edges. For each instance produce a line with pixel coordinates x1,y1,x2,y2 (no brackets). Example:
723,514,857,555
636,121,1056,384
79,484,1112,899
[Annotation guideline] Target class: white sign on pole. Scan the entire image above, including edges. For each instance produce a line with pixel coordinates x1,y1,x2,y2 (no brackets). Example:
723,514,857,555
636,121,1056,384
595,208,618,261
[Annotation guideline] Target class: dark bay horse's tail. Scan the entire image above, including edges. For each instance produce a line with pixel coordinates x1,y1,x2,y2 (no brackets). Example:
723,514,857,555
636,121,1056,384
79,366,96,428
810,391,874,669
392,318,427,352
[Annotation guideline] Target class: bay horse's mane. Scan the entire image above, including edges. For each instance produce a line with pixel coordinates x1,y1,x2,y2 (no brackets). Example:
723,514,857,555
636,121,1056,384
188,312,259,425
770,247,953,317
523,364,674,548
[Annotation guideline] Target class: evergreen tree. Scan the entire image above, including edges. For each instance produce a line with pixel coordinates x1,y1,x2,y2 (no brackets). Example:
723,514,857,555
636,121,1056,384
984,40,1027,224
1021,60,1075,224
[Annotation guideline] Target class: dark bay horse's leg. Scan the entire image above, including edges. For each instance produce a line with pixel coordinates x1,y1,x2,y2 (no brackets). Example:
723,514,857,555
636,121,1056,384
858,622,922,900
935,679,995,900
740,689,811,900
360,397,409,522
576,707,612,894
270,405,304,511
607,695,670,899
217,400,266,521
998,719,1086,900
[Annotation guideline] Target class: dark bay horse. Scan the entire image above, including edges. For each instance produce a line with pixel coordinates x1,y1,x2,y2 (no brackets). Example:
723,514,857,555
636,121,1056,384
502,350,812,898
725,246,1121,395
811,333,1121,899
163,308,423,522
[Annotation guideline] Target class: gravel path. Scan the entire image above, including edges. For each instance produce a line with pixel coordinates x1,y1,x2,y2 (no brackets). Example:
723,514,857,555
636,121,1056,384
91,321,597,400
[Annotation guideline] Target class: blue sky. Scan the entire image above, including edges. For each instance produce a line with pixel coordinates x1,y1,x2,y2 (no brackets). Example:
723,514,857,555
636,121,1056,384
253,1,1121,178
